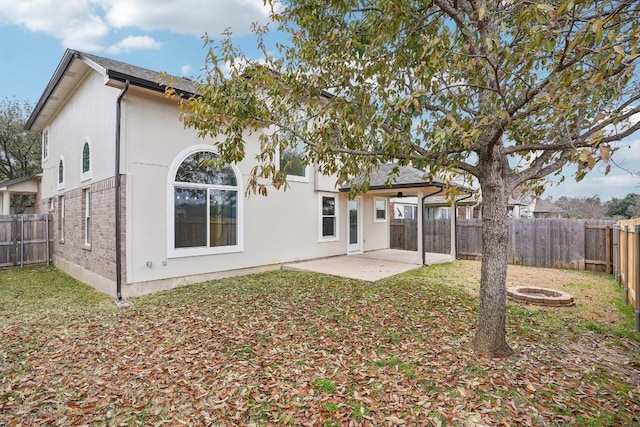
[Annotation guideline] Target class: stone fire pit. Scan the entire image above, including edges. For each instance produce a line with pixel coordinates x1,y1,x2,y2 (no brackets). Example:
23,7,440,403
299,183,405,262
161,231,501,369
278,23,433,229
507,286,574,307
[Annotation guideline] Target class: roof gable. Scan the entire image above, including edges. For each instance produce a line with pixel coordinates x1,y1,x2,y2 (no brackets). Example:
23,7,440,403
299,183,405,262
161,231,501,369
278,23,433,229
26,49,197,132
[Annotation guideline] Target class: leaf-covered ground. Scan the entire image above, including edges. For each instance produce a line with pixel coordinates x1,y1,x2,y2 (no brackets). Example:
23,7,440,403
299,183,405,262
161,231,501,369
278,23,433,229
1,263,639,426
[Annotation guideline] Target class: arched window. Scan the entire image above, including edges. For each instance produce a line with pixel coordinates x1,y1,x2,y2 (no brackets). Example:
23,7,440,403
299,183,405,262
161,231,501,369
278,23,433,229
57,156,65,190
168,147,243,256
81,139,91,181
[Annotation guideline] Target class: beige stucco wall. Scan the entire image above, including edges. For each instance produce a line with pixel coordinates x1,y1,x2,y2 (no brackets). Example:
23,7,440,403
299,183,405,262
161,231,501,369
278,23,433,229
39,70,394,297
40,72,118,201
362,195,389,251
121,90,349,294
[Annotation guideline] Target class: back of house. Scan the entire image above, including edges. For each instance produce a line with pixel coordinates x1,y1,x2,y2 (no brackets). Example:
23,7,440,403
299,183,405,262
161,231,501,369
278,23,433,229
26,49,416,297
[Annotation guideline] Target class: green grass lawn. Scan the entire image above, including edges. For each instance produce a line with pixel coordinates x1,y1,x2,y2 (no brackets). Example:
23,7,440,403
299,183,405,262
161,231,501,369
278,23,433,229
1,263,639,426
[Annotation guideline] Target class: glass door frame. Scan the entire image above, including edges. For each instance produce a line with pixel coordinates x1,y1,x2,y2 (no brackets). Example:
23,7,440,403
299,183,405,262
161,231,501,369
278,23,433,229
347,196,363,254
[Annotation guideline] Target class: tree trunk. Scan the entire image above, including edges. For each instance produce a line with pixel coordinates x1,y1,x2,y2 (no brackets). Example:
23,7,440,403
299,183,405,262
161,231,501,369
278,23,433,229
471,152,514,358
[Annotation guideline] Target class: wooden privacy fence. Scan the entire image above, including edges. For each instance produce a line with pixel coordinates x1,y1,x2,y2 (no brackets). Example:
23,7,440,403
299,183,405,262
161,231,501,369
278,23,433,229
0,214,53,267
390,219,418,251
457,218,615,272
391,218,453,253
391,218,615,272
613,218,640,331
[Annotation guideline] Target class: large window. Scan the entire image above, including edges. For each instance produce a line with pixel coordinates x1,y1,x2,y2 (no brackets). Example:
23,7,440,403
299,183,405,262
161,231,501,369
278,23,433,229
169,147,243,256
318,193,338,242
81,139,91,181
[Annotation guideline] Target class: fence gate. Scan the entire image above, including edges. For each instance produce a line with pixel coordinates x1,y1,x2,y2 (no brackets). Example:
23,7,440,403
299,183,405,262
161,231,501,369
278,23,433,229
0,214,53,268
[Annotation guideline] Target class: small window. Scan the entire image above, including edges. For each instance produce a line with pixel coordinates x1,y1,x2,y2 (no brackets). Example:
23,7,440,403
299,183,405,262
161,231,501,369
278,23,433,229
81,139,91,181
374,198,387,222
83,189,91,247
318,193,338,241
279,136,308,182
58,195,65,243
42,130,49,161
57,156,65,190
440,207,451,219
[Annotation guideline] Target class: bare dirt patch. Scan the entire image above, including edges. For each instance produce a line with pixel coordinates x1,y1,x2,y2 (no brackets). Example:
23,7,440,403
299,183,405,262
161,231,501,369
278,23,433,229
440,260,627,327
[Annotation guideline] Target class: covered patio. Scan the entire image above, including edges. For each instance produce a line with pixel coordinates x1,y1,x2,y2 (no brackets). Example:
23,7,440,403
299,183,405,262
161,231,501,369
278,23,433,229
0,174,41,215
339,164,472,265
282,249,455,282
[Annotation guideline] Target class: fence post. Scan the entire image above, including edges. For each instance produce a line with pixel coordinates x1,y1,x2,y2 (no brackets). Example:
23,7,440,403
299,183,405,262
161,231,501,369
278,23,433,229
605,225,612,274
623,225,629,304
613,225,619,284
45,214,50,266
635,225,640,332
19,215,24,268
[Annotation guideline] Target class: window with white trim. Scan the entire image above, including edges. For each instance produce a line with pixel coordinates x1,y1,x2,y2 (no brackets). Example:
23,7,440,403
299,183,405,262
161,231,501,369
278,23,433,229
318,193,338,241
374,197,387,222
83,189,91,246
57,156,65,190
58,195,65,243
278,136,309,182
169,148,243,256
42,130,49,161
81,139,91,181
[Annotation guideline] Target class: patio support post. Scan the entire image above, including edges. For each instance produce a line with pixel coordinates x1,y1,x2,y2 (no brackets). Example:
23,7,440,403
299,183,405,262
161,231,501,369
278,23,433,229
450,205,456,257
2,191,10,215
417,190,424,265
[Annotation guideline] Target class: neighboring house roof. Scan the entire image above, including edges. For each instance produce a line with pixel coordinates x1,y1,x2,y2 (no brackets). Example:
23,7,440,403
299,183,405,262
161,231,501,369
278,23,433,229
340,163,447,192
0,172,41,193
26,49,197,132
533,198,564,213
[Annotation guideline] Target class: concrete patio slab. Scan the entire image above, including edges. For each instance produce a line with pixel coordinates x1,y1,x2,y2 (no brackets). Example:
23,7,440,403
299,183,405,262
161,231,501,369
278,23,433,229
282,249,455,282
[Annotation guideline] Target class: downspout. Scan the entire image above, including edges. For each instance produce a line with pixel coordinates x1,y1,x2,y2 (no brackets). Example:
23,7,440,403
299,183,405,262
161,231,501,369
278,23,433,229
421,186,444,266
115,80,131,306
454,193,474,260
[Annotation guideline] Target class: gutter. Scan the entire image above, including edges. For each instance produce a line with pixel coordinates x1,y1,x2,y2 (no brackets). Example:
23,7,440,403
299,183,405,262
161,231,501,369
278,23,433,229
421,187,445,265
115,80,132,308
107,70,197,98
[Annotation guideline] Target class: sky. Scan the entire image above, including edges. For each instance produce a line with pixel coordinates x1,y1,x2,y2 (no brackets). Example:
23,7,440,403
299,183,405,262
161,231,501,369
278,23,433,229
0,0,638,202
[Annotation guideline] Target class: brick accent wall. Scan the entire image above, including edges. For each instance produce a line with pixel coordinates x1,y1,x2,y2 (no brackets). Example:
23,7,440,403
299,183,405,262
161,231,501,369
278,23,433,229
44,176,126,284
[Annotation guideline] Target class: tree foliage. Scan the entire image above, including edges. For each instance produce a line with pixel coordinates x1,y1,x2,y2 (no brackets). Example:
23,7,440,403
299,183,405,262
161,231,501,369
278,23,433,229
605,193,640,218
554,195,606,219
0,97,41,182
176,0,640,357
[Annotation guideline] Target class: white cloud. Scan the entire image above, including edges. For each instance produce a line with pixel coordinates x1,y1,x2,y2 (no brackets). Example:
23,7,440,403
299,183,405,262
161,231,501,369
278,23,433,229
0,0,109,50
181,64,192,76
0,0,268,53
104,0,269,37
105,35,162,54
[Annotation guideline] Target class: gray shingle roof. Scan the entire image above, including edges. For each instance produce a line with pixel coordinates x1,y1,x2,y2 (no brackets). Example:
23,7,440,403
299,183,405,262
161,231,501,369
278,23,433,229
0,171,41,190
533,198,564,213
341,163,444,191
80,51,198,96
26,49,200,131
